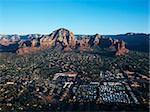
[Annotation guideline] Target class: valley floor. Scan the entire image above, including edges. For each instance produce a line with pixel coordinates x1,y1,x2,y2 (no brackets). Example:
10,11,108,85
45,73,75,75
0,49,149,111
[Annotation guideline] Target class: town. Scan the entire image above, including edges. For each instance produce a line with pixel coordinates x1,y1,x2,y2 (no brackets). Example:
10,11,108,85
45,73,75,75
0,48,149,111
0,69,146,111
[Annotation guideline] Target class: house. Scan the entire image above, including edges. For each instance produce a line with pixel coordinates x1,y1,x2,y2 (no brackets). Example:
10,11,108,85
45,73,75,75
53,72,78,81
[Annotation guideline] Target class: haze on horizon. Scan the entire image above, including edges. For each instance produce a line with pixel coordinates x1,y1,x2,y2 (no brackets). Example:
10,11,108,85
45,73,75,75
0,0,149,35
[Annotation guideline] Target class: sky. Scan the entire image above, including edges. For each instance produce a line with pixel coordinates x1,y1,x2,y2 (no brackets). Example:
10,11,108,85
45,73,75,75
0,0,149,35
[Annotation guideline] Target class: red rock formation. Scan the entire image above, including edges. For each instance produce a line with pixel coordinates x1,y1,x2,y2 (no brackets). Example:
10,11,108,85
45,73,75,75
32,39,38,47
76,38,92,51
106,38,129,55
40,36,52,48
115,41,129,56
80,38,88,50
0,38,15,46
0,37,19,52
16,47,41,55
94,33,101,45
19,40,31,48
88,33,101,47
63,47,72,51
14,28,129,56
69,32,76,47
40,28,76,51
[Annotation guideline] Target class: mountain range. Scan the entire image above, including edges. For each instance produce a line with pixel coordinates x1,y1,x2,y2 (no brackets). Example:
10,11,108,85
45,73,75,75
0,28,149,55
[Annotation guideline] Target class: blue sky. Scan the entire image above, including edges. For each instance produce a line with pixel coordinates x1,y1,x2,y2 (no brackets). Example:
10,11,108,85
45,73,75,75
0,0,149,35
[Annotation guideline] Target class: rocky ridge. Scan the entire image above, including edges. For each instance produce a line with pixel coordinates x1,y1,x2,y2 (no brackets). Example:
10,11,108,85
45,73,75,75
0,28,129,55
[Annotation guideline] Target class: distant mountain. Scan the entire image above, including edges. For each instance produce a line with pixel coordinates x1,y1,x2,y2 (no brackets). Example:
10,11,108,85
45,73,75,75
104,33,149,52
2,29,148,55
0,37,19,52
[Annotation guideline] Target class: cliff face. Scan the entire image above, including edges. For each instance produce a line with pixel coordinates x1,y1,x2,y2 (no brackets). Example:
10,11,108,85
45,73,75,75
19,40,32,48
32,39,39,47
76,38,92,51
93,33,101,46
16,47,40,55
40,28,76,50
102,38,129,56
115,41,129,56
40,36,53,48
88,33,101,47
